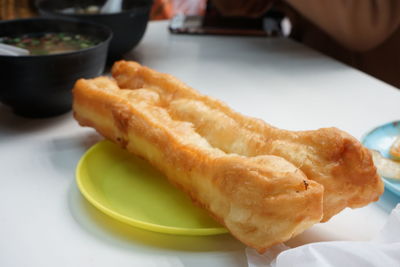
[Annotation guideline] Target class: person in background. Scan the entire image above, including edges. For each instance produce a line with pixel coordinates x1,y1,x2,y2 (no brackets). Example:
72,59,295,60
212,0,400,89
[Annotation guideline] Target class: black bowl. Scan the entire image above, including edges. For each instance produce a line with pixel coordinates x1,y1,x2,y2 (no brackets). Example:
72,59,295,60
37,0,152,61
0,18,112,118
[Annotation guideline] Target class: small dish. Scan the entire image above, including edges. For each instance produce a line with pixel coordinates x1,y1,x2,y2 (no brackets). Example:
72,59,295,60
362,121,400,197
76,140,228,235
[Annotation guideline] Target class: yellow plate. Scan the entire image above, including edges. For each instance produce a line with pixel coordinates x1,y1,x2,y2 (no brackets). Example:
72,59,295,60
76,140,227,235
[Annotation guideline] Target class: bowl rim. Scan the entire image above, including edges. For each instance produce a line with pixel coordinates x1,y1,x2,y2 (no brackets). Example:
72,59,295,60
36,0,153,18
0,17,113,59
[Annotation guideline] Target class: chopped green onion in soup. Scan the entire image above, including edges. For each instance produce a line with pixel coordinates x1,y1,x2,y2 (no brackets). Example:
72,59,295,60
0,32,100,55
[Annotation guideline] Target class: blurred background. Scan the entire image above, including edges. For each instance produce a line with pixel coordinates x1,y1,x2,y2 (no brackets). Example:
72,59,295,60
0,0,206,20
1,0,399,89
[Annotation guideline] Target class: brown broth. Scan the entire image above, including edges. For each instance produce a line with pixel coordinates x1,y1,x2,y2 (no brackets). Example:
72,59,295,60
0,32,99,55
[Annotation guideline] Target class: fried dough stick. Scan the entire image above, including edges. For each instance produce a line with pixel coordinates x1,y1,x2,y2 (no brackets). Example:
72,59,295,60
111,60,383,221
73,76,323,252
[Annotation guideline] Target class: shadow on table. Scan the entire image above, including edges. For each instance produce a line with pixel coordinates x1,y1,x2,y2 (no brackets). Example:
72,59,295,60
68,184,245,254
286,188,398,248
46,132,103,178
0,104,72,138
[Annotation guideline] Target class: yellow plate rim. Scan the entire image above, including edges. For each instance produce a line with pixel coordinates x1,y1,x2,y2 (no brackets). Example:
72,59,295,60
75,141,228,236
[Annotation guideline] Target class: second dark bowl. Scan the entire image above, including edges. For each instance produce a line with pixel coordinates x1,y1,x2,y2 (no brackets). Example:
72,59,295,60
37,0,152,61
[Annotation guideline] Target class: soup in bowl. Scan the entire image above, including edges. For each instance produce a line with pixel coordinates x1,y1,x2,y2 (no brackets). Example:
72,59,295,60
0,32,100,55
0,18,112,118
37,0,152,61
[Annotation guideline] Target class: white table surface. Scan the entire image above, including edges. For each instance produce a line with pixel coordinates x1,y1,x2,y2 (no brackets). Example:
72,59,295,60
1,21,399,267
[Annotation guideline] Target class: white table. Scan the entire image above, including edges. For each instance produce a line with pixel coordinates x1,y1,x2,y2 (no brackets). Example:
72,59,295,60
1,21,399,267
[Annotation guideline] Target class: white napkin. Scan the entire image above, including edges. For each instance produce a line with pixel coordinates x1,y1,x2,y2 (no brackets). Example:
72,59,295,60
246,204,400,267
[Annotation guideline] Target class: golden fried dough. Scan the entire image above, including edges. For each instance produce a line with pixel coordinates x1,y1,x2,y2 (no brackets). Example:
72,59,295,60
73,71,324,253
73,60,383,251
111,60,383,221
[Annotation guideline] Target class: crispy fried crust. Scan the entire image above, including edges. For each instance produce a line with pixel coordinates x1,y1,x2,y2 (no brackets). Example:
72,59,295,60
73,60,383,251
73,66,324,252
111,61,383,221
